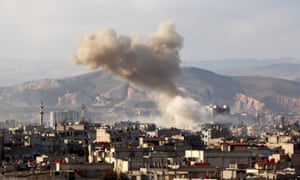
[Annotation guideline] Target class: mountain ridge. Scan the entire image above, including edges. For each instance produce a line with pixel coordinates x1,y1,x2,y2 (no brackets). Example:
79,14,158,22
217,63,300,82
1,67,300,122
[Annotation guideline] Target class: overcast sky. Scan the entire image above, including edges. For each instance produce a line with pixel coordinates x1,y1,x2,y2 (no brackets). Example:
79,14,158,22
1,0,300,85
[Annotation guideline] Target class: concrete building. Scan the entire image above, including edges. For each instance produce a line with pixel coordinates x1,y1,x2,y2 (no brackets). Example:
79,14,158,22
200,123,230,146
49,110,80,128
185,142,254,169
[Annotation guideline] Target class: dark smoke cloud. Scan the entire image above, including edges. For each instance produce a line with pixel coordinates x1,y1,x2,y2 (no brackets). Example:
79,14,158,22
70,22,183,97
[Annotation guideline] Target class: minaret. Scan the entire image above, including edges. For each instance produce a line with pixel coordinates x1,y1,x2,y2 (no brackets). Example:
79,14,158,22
40,101,44,127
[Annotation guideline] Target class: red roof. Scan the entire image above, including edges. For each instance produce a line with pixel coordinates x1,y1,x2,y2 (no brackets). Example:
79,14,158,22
225,142,247,146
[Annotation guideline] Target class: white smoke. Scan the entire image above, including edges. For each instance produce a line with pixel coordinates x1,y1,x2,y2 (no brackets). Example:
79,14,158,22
70,22,207,130
157,95,208,130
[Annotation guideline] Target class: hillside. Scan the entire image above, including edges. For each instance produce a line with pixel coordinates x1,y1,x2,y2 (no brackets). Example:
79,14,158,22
1,67,300,122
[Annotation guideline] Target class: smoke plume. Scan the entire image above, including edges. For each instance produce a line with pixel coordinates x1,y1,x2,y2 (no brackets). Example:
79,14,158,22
70,22,183,97
157,95,208,130
70,22,206,130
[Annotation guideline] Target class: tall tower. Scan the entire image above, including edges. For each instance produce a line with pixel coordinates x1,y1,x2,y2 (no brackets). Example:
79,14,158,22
40,101,44,127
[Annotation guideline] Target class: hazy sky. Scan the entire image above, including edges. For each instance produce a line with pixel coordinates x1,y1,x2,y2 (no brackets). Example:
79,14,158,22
1,0,300,85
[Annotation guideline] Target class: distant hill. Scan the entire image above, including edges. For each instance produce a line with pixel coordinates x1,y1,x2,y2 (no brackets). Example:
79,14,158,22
1,67,300,122
185,57,300,71
178,67,300,114
185,58,300,82
218,63,300,82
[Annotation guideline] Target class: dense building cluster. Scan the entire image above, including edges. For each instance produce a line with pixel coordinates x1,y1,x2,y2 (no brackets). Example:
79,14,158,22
0,104,300,179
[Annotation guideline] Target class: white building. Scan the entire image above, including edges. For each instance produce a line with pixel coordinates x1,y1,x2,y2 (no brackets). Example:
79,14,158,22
49,110,80,128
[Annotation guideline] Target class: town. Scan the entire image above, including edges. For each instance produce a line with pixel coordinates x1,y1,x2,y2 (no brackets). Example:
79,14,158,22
0,102,299,180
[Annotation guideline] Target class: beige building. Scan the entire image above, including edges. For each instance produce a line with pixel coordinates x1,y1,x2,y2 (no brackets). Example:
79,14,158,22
96,127,111,143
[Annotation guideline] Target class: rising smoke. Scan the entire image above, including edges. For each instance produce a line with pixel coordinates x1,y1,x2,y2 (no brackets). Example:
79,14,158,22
70,22,206,130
